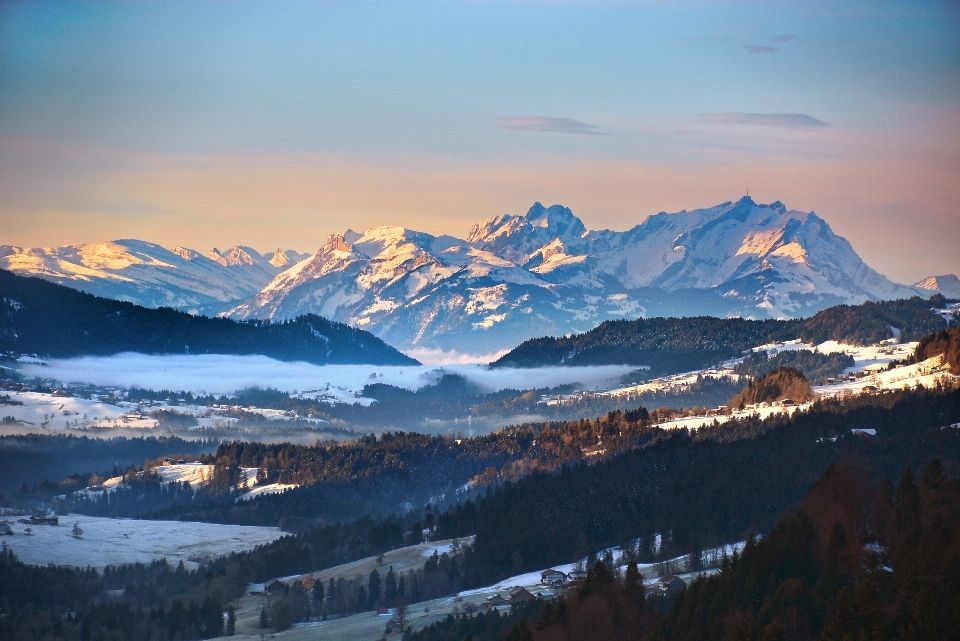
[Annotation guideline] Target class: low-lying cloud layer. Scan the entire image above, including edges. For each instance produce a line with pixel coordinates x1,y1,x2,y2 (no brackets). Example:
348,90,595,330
696,112,829,129
25,353,634,397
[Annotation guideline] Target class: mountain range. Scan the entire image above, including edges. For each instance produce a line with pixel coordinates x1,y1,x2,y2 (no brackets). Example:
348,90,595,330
2,197,954,358
0,241,308,317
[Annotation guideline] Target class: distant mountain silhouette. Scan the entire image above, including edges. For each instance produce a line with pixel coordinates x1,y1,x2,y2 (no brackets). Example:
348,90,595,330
0,270,417,365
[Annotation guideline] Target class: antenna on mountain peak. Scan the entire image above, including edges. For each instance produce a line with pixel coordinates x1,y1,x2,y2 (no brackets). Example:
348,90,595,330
746,186,749,197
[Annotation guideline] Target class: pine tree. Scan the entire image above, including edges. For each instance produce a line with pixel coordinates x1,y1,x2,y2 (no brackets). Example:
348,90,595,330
368,568,381,608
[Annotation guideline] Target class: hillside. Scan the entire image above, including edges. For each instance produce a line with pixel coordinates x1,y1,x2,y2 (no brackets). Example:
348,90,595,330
492,316,799,372
797,295,950,345
914,325,960,374
493,296,947,370
0,270,417,365
728,367,814,408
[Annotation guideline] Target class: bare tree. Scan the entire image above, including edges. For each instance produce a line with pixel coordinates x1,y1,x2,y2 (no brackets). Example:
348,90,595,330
393,599,408,633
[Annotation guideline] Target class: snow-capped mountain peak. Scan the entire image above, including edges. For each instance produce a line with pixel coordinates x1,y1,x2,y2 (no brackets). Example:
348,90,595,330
913,274,960,298
220,198,930,358
1,240,285,316
209,245,264,267
4,198,942,359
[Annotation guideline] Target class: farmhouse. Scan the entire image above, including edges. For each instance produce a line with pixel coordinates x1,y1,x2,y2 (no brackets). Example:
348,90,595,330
17,515,58,526
263,578,287,595
485,594,510,609
541,569,568,585
658,575,687,594
509,586,536,603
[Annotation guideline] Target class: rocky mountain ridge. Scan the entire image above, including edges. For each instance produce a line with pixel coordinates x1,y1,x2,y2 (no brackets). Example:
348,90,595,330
3,197,953,359
226,197,932,357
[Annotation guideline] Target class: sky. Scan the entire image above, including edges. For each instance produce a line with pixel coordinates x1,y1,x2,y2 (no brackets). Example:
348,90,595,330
1,0,958,284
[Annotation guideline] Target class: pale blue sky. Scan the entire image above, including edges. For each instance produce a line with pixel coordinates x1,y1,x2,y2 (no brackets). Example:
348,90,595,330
2,1,958,282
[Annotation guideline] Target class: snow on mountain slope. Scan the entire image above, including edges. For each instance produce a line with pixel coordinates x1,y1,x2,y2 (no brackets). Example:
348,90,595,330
914,274,960,298
226,197,924,358
0,240,285,316
4,198,934,360
265,248,309,268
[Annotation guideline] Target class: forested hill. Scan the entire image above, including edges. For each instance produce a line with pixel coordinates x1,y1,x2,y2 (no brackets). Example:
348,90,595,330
492,316,800,371
0,269,418,365
492,296,949,370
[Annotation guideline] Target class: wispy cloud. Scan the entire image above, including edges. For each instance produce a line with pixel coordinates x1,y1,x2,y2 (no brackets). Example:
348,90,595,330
495,115,606,136
744,45,778,54
772,34,799,43
696,112,830,129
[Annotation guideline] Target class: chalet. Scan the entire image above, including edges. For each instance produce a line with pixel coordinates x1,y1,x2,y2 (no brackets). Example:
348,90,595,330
301,577,317,591
17,515,58,526
509,586,535,603
780,399,796,407
657,575,686,594
486,594,510,609
567,569,587,583
541,569,568,585
263,579,287,595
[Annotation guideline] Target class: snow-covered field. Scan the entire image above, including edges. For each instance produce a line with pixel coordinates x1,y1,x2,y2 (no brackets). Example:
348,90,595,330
153,462,258,488
458,541,747,598
656,402,811,431
237,482,299,501
814,354,956,398
0,514,284,570
0,391,154,431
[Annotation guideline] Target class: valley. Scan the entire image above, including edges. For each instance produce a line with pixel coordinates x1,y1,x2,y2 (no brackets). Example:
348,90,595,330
5,4,960,639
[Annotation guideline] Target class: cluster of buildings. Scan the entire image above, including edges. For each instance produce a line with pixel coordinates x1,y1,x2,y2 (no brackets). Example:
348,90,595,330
481,566,689,611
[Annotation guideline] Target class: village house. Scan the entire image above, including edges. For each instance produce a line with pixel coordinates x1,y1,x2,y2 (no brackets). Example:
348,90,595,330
485,594,510,610
509,586,535,603
263,578,287,595
540,569,568,586
658,575,687,594
300,577,317,591
17,515,58,526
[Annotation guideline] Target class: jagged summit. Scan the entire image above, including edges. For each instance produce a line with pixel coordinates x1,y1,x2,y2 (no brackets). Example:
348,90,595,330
223,199,926,357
